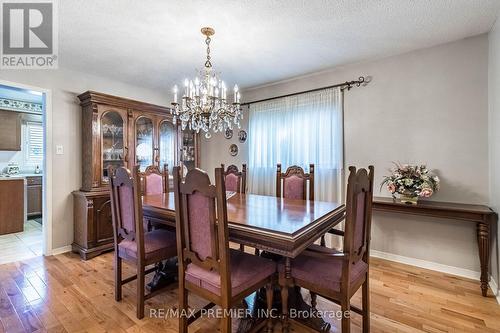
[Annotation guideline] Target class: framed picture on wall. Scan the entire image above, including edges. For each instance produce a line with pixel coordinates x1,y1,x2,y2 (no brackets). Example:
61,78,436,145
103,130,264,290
229,144,238,156
238,130,247,143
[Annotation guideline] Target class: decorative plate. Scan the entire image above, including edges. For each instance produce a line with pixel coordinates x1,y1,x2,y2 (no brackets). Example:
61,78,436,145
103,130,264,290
224,127,233,139
238,130,247,143
229,144,238,156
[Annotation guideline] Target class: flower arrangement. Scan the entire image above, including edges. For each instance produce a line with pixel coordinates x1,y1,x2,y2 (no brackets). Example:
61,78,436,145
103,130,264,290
381,163,440,204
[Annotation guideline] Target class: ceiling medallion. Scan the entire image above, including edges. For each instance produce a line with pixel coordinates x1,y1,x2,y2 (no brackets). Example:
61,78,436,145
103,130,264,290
171,27,242,139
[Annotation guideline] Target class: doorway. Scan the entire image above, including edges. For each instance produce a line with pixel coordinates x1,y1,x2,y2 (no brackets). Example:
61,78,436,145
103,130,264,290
0,80,52,264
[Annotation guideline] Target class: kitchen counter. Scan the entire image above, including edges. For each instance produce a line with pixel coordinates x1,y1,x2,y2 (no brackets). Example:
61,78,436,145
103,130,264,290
0,173,43,180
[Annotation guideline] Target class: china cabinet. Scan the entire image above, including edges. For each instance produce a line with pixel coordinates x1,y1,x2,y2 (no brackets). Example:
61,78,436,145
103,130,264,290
72,91,199,259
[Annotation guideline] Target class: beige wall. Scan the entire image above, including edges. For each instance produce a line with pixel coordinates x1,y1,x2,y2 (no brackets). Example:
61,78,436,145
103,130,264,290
200,108,249,181
0,68,168,250
489,18,500,291
201,35,490,275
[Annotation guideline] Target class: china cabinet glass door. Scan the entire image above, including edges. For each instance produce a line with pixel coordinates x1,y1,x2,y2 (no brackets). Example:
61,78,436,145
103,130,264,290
159,120,175,173
135,117,154,171
101,111,125,182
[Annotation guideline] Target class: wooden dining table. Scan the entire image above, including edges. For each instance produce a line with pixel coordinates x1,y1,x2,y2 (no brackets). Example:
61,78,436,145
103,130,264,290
142,191,345,332
143,192,345,257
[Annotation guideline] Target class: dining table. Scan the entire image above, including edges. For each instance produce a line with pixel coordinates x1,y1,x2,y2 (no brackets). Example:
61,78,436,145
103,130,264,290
142,191,345,332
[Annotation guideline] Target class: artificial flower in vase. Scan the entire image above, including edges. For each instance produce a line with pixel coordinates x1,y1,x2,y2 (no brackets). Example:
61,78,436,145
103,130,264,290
381,163,440,204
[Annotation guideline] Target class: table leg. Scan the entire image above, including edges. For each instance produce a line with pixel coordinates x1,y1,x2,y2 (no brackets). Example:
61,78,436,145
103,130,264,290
236,286,331,333
477,221,491,297
236,252,331,333
147,257,178,292
281,257,291,333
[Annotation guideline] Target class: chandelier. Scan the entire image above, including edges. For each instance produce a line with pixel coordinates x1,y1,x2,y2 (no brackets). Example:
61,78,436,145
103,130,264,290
171,27,242,139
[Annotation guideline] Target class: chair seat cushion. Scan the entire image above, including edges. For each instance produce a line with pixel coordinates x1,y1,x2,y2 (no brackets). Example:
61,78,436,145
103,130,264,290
185,250,276,297
118,229,177,263
280,250,368,292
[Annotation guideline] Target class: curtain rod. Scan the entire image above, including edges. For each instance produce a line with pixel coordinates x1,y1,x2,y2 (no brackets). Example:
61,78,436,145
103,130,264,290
240,76,369,106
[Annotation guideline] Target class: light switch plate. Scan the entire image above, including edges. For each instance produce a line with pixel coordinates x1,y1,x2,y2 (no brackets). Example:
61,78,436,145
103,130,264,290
56,145,64,155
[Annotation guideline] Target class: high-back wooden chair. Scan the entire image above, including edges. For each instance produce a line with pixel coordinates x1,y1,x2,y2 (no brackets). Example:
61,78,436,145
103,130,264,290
221,163,249,252
279,166,374,333
109,166,177,319
173,167,276,333
221,163,247,193
276,164,314,200
139,164,169,195
138,164,169,231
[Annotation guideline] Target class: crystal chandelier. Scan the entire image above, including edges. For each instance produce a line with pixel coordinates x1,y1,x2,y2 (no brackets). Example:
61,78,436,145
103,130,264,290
171,27,242,139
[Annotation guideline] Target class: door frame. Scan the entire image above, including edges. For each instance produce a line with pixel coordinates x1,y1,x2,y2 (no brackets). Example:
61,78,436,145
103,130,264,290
0,79,53,256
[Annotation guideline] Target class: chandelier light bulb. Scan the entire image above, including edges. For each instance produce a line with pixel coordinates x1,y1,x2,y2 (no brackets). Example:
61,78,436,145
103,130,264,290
173,85,178,103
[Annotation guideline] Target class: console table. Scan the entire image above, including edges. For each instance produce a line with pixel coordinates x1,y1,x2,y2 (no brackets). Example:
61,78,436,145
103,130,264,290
372,197,497,297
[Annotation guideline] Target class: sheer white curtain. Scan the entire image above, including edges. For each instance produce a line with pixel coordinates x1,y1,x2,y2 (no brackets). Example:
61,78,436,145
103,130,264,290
247,87,344,203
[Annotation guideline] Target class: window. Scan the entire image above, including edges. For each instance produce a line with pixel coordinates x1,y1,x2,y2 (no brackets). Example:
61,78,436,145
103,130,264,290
25,122,43,165
247,87,344,202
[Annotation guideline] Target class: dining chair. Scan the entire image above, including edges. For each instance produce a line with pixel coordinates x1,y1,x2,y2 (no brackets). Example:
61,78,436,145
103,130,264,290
279,166,374,333
276,163,314,200
138,164,169,231
221,163,250,252
221,163,247,193
139,164,169,195
109,166,177,319
173,166,276,333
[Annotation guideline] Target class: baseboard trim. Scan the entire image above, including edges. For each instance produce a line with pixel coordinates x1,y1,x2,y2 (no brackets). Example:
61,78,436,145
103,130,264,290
489,277,500,304
50,245,72,256
371,250,499,304
370,250,480,280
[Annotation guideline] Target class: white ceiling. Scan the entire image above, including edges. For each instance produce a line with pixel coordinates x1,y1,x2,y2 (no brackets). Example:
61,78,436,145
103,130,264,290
60,0,500,92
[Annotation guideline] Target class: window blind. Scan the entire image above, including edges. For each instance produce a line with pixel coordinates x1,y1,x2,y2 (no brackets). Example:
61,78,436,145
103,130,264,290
26,122,43,164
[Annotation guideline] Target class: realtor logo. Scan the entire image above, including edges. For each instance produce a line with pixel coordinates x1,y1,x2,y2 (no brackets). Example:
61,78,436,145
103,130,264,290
1,0,58,69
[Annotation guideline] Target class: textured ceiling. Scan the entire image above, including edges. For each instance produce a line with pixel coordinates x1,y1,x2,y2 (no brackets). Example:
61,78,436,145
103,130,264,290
59,0,500,92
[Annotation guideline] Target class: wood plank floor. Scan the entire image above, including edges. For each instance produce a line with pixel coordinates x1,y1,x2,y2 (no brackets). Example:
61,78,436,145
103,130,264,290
0,252,498,333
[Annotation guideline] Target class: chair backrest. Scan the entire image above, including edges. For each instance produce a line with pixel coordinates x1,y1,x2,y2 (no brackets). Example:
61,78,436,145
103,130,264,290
221,163,247,193
139,164,169,195
173,167,231,291
109,166,145,258
342,165,374,271
276,164,314,200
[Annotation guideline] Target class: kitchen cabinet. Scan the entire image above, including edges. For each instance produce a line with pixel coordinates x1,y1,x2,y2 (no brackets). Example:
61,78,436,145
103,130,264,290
26,176,42,217
0,110,21,151
0,178,24,235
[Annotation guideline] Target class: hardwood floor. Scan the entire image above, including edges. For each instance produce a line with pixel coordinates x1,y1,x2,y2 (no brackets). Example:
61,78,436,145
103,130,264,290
0,252,498,333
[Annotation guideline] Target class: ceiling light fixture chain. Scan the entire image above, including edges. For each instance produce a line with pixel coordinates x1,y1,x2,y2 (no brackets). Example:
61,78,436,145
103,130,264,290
205,35,212,68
